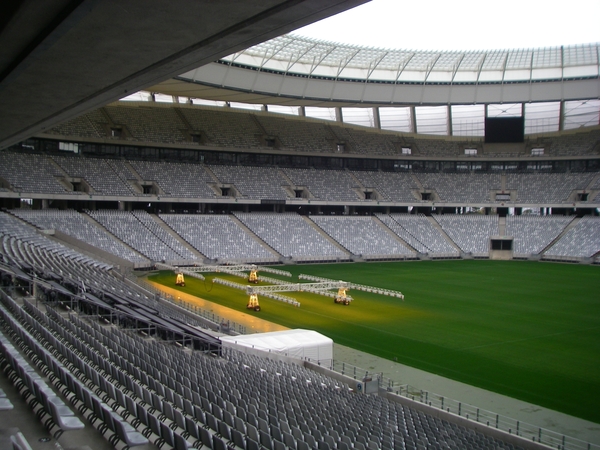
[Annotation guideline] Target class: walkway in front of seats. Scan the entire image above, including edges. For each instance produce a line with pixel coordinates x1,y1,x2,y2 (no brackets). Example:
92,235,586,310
150,280,600,446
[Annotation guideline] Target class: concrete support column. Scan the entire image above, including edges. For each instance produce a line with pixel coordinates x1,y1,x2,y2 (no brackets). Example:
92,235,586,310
42,199,49,209
335,107,343,123
372,107,381,129
410,106,417,134
520,102,525,131
298,106,306,117
559,100,565,131
447,104,453,136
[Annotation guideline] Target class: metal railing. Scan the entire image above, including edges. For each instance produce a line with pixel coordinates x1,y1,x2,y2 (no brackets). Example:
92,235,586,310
389,384,599,450
321,359,599,450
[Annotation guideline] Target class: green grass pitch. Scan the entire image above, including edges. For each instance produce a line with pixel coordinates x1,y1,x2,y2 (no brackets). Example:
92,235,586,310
148,260,600,423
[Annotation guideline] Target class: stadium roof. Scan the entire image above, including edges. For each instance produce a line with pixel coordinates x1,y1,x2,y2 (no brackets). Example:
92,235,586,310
220,35,600,84
155,35,599,108
0,0,366,150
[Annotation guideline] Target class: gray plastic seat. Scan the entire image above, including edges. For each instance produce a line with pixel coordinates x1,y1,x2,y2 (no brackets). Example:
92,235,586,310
114,417,149,447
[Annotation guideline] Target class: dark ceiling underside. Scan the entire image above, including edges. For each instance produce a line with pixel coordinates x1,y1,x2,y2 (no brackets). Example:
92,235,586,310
0,0,368,149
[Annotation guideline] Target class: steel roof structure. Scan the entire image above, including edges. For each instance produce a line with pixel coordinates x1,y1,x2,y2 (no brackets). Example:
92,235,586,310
222,35,600,84
162,35,599,107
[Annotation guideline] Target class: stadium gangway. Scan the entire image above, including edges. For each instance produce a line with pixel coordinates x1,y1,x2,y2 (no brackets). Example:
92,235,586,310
299,273,404,299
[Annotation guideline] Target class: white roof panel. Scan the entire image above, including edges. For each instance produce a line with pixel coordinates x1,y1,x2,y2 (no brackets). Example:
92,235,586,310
223,35,599,83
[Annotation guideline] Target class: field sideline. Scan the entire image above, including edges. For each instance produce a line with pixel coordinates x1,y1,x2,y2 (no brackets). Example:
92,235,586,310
148,260,600,424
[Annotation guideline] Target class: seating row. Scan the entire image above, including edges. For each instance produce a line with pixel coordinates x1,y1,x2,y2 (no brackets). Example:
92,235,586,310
2,151,598,204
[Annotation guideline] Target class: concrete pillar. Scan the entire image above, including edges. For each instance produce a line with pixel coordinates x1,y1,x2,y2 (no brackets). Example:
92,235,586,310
410,106,417,133
298,106,306,117
447,104,452,136
559,100,565,131
335,107,343,123
42,199,49,209
372,107,381,129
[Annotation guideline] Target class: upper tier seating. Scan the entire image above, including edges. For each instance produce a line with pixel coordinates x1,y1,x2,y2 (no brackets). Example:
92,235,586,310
506,173,595,204
179,107,265,149
255,115,334,153
40,102,600,158
104,105,188,143
44,107,108,138
234,212,347,261
433,215,499,256
311,216,414,258
209,165,290,200
1,150,598,206
0,152,70,194
160,213,276,263
540,129,600,156
414,139,462,157
128,160,216,199
52,155,137,196
505,215,574,256
418,173,501,203
351,171,418,202
283,168,360,202
330,126,398,155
